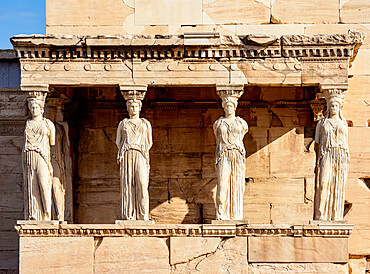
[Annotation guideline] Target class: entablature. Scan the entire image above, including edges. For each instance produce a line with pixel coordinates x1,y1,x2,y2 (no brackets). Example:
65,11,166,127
11,30,363,61
10,31,364,87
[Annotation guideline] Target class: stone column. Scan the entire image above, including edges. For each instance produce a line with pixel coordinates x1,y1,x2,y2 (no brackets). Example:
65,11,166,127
213,84,249,223
313,83,349,222
116,84,154,224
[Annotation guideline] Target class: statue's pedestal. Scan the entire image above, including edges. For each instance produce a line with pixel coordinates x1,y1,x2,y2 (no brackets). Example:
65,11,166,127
211,220,249,225
309,220,348,224
17,220,66,225
115,220,155,225
14,223,353,273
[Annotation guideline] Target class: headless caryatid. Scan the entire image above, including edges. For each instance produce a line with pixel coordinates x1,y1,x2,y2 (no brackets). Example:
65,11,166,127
314,88,349,221
116,89,152,220
214,86,248,220
22,92,55,220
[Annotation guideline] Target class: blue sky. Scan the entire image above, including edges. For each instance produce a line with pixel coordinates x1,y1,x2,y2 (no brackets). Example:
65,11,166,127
0,0,45,49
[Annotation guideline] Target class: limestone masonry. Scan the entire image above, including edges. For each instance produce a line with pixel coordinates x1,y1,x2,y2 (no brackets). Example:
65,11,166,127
0,0,369,273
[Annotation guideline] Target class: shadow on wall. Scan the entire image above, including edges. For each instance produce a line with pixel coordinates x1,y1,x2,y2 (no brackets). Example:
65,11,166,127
56,85,317,224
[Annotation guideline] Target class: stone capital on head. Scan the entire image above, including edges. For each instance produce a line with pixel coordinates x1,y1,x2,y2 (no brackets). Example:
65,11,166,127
119,84,147,101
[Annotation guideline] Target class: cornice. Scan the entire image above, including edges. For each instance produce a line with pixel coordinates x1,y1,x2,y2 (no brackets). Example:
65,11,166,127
10,30,363,61
14,223,353,238
281,30,364,46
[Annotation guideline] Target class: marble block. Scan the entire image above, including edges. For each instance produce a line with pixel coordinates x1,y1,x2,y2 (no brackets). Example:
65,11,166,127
249,237,348,263
20,237,94,274
94,237,169,273
170,237,222,264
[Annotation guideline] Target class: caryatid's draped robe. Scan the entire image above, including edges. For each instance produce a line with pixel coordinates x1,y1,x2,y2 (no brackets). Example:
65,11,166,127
23,118,55,220
314,116,349,221
213,116,248,220
116,118,152,220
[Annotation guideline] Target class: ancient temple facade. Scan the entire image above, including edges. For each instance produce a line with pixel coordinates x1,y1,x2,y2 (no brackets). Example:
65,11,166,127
0,0,369,273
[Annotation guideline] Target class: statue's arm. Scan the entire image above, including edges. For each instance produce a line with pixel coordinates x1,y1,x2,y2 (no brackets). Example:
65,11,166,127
47,119,56,146
147,120,153,150
345,122,350,162
213,119,219,138
242,118,249,135
116,121,123,149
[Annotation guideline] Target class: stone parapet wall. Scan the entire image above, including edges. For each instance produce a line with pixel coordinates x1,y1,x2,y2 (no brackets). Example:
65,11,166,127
15,223,352,274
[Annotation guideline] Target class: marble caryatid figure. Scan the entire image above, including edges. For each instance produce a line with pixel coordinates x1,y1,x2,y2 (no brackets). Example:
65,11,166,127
314,89,349,221
23,92,55,220
116,90,152,220
47,101,68,221
214,87,248,220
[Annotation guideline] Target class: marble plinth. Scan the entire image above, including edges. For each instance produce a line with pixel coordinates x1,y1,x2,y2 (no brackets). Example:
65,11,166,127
211,220,250,225
309,220,348,224
115,220,155,225
17,220,66,225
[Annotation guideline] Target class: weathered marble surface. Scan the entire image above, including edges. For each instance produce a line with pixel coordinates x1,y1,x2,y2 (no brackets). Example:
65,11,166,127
171,237,248,273
248,237,348,263
248,263,348,274
44,0,368,36
314,88,349,221
214,86,248,220
23,92,55,221
95,237,169,273
14,224,354,273
20,237,94,274
116,88,152,221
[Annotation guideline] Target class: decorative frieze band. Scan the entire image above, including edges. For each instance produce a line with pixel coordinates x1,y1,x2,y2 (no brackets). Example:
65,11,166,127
15,224,353,238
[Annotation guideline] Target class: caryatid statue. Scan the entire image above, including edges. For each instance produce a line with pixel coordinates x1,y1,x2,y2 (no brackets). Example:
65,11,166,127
22,91,55,220
314,87,349,221
214,85,248,220
47,96,71,222
116,86,152,220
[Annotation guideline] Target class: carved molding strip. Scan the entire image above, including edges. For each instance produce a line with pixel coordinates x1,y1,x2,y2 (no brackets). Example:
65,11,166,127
15,224,353,238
